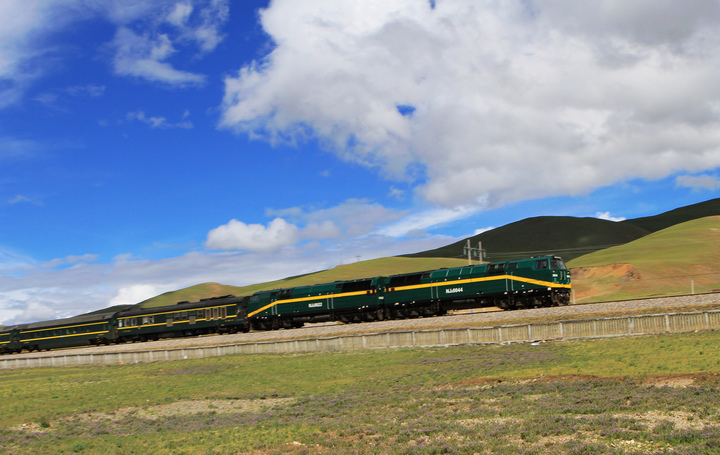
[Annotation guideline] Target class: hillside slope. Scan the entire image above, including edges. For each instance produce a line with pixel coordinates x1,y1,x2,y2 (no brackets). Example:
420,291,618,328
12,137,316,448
405,216,650,263
406,198,720,263
567,216,720,303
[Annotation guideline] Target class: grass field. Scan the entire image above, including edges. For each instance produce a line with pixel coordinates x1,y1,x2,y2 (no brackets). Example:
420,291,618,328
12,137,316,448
568,216,720,303
1,330,719,454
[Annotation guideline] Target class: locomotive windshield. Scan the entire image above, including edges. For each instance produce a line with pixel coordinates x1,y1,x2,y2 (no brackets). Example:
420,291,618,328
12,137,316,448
536,258,567,270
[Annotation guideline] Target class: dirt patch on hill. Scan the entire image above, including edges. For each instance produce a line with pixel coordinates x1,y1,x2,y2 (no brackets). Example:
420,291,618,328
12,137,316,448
571,263,643,300
571,263,641,281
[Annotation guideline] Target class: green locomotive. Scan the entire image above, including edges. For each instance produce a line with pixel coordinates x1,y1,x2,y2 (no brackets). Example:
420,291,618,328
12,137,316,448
246,255,571,329
383,256,571,317
247,277,384,330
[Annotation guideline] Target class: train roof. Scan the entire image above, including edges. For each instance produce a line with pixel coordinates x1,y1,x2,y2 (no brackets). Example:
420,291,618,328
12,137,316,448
23,311,116,330
116,294,245,317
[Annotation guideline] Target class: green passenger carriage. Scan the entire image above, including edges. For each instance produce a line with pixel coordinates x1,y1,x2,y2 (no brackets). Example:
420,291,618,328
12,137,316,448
13,312,116,352
115,295,248,342
0,326,20,354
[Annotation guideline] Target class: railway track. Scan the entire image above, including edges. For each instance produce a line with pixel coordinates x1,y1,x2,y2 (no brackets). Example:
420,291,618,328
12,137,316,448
6,293,720,361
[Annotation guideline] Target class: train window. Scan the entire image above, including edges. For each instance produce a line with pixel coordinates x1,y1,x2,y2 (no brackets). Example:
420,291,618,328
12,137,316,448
250,295,260,303
536,259,549,269
205,309,212,320
341,280,373,293
488,263,505,273
388,273,423,287
507,263,518,270
167,315,173,327
142,316,153,325
220,307,227,319
550,259,566,270
213,308,219,320
278,289,293,299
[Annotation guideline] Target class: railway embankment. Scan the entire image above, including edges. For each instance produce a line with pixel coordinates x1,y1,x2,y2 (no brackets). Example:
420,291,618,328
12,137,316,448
2,292,719,369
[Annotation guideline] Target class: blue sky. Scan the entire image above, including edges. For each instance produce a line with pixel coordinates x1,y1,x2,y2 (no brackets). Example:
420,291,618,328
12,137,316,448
2,0,720,325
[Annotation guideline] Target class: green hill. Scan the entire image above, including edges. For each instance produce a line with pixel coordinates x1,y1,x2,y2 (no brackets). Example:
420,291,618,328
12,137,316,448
406,198,720,263
405,216,650,263
567,216,720,303
621,198,720,233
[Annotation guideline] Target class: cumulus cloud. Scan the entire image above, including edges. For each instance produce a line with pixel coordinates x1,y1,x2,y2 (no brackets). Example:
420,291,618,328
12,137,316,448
221,0,720,210
205,218,300,252
109,284,160,306
1,301,57,327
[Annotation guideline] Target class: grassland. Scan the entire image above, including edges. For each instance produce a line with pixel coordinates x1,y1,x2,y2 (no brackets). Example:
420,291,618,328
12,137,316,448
1,330,719,454
568,216,720,303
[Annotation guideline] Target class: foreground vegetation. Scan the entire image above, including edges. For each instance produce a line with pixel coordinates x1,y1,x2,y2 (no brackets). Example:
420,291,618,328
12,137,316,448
1,330,719,454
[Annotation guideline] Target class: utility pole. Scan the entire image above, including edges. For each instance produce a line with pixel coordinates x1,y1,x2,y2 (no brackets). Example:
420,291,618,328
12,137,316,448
463,240,485,265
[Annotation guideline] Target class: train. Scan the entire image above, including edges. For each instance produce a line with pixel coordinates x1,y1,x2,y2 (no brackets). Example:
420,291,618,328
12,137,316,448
0,255,570,354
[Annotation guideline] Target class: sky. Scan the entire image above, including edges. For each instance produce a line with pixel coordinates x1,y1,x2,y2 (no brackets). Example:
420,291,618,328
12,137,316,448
2,0,720,325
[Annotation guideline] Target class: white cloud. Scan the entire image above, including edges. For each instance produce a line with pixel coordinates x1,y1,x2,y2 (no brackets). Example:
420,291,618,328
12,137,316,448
205,218,300,252
0,247,35,272
41,254,99,269
0,301,57,327
127,110,194,129
109,284,160,306
377,205,479,238
302,220,341,240
676,174,720,191
596,211,626,222
267,199,407,238
8,195,42,206
111,27,206,86
221,0,720,210
474,227,494,236
0,0,229,105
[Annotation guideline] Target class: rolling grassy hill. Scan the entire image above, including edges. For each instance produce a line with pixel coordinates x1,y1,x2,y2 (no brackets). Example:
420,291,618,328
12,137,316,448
567,216,720,303
405,197,720,263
